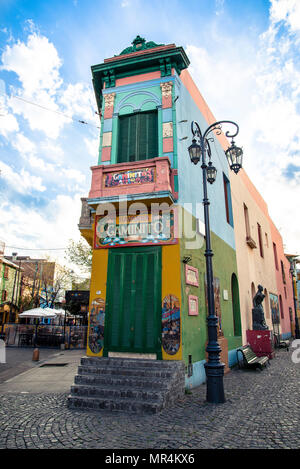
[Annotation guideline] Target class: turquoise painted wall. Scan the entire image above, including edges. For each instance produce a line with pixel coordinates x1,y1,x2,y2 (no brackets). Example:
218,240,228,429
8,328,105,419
173,71,236,251
99,76,177,166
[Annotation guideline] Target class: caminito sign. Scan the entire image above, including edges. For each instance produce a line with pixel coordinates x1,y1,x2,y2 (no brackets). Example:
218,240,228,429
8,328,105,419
104,167,155,188
94,212,176,248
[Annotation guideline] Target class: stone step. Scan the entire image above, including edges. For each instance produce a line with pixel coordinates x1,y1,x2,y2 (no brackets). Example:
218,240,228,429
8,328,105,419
70,384,163,401
67,395,163,414
68,358,185,414
78,364,174,379
80,356,182,369
74,373,168,390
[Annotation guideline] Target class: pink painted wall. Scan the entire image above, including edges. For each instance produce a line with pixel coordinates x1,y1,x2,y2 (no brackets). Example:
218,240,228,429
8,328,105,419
115,71,161,87
89,157,177,200
237,170,293,337
268,218,294,335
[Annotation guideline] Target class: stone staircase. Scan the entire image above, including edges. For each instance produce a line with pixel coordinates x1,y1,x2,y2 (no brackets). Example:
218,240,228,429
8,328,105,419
68,356,185,414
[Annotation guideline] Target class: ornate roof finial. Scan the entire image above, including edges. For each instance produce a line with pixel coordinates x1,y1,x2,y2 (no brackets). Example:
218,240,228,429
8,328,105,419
132,35,146,48
118,36,164,56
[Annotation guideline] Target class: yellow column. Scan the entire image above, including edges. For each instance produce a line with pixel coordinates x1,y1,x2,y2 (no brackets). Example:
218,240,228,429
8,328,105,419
161,243,182,360
86,249,108,357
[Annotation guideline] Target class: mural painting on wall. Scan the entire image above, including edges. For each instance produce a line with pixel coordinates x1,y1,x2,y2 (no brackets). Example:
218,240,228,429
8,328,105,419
204,275,223,336
88,298,105,354
104,167,155,187
94,212,176,248
270,293,280,325
162,295,180,355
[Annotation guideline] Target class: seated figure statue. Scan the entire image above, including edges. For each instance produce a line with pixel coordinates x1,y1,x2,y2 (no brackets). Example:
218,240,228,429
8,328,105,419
252,285,268,330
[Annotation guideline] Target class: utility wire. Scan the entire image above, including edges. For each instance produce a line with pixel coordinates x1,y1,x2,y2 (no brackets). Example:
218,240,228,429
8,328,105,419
5,246,67,250
0,91,101,129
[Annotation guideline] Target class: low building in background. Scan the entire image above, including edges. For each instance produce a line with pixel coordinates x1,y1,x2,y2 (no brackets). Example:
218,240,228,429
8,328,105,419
0,257,23,325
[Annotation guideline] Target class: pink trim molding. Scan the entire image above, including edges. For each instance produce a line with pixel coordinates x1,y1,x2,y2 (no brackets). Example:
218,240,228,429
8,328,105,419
185,265,199,287
188,295,199,316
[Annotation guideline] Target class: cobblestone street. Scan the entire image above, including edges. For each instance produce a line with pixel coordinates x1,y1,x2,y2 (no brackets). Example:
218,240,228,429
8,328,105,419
0,348,299,449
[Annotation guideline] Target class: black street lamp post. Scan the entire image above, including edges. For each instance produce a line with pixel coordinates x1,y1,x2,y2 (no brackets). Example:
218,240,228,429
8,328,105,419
188,120,243,404
289,261,300,340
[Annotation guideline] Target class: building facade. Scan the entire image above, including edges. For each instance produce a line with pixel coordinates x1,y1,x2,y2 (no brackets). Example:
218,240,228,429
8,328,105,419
4,255,56,312
0,257,22,325
80,36,242,387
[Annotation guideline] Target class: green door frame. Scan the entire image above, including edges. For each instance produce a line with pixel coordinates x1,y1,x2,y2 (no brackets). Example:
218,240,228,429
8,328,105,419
104,246,162,359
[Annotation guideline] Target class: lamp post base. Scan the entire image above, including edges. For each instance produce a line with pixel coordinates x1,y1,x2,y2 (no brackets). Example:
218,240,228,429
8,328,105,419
204,362,225,404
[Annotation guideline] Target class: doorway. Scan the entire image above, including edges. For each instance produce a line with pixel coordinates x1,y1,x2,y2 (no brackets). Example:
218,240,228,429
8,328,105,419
104,246,162,358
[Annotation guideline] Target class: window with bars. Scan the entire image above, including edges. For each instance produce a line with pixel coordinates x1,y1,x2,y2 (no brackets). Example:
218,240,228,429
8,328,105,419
273,242,279,270
223,174,234,227
257,223,264,258
117,110,158,163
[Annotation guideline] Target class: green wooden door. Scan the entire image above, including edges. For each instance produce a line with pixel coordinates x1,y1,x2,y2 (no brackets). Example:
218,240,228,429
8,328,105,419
104,246,162,358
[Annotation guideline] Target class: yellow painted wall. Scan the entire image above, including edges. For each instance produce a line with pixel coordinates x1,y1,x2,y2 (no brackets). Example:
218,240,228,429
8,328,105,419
86,241,182,360
162,243,182,360
86,248,108,357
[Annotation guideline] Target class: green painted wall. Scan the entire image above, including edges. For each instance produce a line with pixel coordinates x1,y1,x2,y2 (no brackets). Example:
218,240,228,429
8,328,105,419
179,209,242,365
0,263,18,303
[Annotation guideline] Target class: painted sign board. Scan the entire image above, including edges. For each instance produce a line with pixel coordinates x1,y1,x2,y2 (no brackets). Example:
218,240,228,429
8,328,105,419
104,167,155,188
94,212,177,248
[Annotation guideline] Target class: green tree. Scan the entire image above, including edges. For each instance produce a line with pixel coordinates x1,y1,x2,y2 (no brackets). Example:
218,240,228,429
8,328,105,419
65,239,92,274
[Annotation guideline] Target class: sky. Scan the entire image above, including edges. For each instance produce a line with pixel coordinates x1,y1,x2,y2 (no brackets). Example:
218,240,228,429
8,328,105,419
0,0,299,268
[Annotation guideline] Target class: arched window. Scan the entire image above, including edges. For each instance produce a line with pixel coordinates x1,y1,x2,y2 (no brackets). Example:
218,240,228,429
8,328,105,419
231,273,242,336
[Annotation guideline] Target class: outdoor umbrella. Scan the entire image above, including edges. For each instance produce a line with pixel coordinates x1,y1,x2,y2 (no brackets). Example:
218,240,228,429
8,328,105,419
52,308,70,316
18,308,57,347
18,307,57,318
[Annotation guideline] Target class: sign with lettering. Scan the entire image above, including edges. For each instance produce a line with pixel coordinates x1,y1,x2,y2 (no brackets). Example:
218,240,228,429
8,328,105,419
104,167,155,188
94,212,177,248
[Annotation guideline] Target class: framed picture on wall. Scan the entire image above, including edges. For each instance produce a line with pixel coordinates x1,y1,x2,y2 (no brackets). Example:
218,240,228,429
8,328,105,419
188,295,199,316
185,265,199,287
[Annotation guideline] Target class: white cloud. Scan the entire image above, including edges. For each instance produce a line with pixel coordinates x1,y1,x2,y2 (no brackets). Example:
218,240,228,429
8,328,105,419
270,0,300,33
7,90,70,139
84,135,99,159
184,0,300,253
1,32,62,95
0,88,19,137
0,161,46,193
0,193,83,264
60,82,97,122
0,31,95,139
61,168,85,184
12,132,36,155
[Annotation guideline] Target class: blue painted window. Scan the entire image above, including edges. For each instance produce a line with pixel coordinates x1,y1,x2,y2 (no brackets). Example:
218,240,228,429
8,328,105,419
223,174,234,227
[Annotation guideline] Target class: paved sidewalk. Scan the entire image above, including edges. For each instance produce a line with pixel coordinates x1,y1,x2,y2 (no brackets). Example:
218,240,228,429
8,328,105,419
0,348,299,449
0,349,84,393
0,347,68,384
